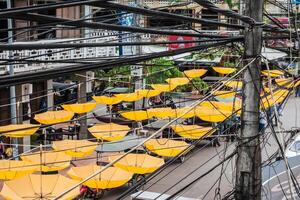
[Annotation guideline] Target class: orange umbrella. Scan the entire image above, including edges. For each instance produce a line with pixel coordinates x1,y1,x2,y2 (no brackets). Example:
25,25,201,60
0,174,80,200
52,140,97,158
144,138,189,157
88,123,130,141
67,165,133,189
21,150,72,172
147,107,176,119
213,67,236,74
62,102,96,114
93,96,123,105
109,153,165,174
0,124,40,138
34,110,74,125
120,110,152,121
183,69,207,78
136,89,161,98
151,84,177,92
0,160,38,180
171,124,214,139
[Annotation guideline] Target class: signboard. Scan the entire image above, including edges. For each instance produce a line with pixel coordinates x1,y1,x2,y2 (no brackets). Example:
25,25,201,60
168,35,195,50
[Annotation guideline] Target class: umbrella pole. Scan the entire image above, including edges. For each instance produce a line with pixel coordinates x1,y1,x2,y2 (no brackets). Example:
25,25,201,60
39,144,43,199
43,128,46,149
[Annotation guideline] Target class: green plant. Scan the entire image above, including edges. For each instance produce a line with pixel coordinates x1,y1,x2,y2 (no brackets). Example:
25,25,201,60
145,57,183,84
225,0,240,9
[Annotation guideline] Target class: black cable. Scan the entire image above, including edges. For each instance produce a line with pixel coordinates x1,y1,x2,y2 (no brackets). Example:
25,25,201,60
0,38,229,51
193,0,292,34
0,38,243,87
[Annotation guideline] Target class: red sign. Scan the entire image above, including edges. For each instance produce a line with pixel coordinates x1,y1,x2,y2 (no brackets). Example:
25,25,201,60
168,35,195,50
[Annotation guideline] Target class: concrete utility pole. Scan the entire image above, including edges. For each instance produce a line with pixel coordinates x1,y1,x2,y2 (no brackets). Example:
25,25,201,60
7,0,19,158
132,0,144,110
235,0,263,200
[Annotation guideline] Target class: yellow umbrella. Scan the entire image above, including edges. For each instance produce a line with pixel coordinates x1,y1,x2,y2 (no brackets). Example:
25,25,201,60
136,89,161,98
222,81,243,89
62,102,96,114
212,90,236,98
275,78,300,88
88,123,130,141
213,67,236,74
52,140,97,158
114,93,143,102
0,160,38,180
195,106,232,122
173,107,196,119
166,77,190,86
109,153,165,174
261,90,289,108
171,124,214,139
34,110,74,125
0,174,80,200
183,69,207,78
261,70,284,77
144,138,189,157
92,95,123,105
67,165,133,189
200,101,241,113
0,124,40,138
147,107,176,119
120,110,151,121
151,84,177,92
21,150,72,172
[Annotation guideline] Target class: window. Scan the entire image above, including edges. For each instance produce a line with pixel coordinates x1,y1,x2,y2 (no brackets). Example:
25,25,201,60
201,9,219,30
147,9,193,28
290,141,300,152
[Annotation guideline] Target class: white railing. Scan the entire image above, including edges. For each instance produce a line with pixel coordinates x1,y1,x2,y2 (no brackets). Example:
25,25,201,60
0,30,238,75
0,30,141,75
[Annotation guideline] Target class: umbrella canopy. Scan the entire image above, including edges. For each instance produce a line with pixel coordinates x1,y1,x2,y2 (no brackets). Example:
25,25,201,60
88,123,130,141
114,93,144,102
212,90,236,98
151,84,177,92
165,77,190,86
135,89,161,98
275,78,300,88
195,106,233,122
261,70,284,77
34,110,74,125
120,110,152,121
222,81,243,89
200,101,241,114
0,174,80,200
144,138,189,157
67,165,133,189
173,107,196,119
92,95,123,105
0,124,40,138
0,160,38,180
62,102,96,114
171,124,214,139
21,150,72,172
183,69,207,78
52,140,97,158
147,107,176,119
261,90,289,108
213,67,236,74
109,153,165,174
